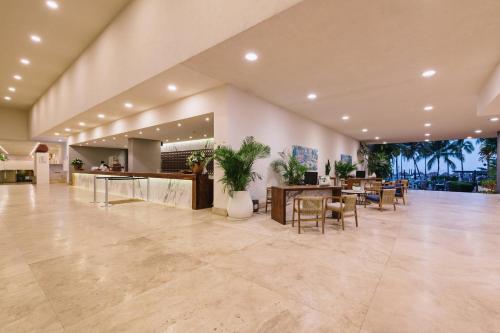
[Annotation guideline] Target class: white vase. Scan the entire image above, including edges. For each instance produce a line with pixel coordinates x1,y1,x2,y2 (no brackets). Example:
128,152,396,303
227,191,253,219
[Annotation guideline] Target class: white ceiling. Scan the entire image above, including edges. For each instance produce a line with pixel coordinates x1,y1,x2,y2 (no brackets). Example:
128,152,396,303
74,113,214,149
0,140,60,156
183,0,500,142
0,0,131,110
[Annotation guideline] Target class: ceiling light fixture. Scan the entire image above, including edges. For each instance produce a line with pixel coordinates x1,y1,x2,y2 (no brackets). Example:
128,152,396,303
362,128,368,132
102,139,106,142
64,128,71,132
382,141,387,144
189,136,193,139
467,136,472,139
425,133,430,137
124,102,133,108
425,139,430,142
490,117,499,122
421,69,436,78
97,114,105,118
341,115,350,120
20,58,30,65
139,131,143,134
30,34,42,43
113,137,116,140
46,1,59,10
4,96,11,101
156,127,160,131
244,52,258,62
54,132,60,136
167,84,177,92
205,117,210,122
13,75,22,80
424,123,431,127
8,87,16,92
474,129,482,134
124,134,128,137
124,145,128,148
177,123,182,127
374,136,380,140
423,105,434,111
58,139,62,142
85,142,89,145
78,122,85,126
307,93,317,100
203,134,207,137
176,138,180,141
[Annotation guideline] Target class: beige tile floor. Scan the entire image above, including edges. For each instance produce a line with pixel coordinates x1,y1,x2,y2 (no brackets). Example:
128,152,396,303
1,184,500,332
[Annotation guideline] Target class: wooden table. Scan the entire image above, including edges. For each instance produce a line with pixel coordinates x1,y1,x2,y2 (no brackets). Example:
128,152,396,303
342,189,367,205
271,185,342,224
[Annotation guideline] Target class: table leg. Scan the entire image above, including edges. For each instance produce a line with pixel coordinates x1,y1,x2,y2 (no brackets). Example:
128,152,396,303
105,178,109,208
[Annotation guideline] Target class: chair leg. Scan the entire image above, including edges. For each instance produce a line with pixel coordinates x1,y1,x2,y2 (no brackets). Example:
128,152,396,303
316,215,318,227
298,216,301,234
322,214,325,234
265,202,268,213
292,209,295,227
403,197,406,205
341,213,345,230
355,209,358,227
393,203,396,211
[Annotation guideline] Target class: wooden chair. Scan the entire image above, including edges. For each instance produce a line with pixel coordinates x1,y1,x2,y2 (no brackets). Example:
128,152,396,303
265,187,272,213
365,188,396,211
394,183,407,205
324,195,358,230
292,196,325,234
400,179,409,193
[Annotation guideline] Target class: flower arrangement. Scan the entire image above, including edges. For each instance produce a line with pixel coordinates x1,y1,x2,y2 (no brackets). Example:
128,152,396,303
71,158,84,170
187,150,212,174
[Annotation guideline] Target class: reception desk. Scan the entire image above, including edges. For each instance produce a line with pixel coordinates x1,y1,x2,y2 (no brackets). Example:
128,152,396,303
72,171,213,210
271,185,342,224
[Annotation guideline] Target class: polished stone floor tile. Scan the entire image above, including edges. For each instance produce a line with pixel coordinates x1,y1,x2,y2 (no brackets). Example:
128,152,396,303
1,184,500,331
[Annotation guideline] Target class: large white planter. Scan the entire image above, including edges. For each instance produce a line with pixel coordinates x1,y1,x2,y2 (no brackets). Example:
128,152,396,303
227,191,253,219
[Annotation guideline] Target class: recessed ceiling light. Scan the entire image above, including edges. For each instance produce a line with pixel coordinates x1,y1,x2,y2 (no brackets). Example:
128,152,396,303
203,134,207,137
124,134,128,137
167,84,177,92
244,52,258,62
124,102,133,108
156,127,160,131
422,69,436,78
423,105,434,111
374,136,380,140
425,133,430,137
177,123,182,127
165,139,169,142
341,115,350,120
424,123,431,127
474,129,482,134
425,139,430,142
467,136,472,139
189,136,193,139
30,34,42,43
205,117,210,122
54,132,60,136
58,139,62,142
362,128,368,132
176,137,180,141
4,96,11,101
124,145,128,148
13,75,22,80
93,141,97,143
64,128,71,132
139,131,143,134
8,87,16,92
383,141,387,144
102,139,106,142
112,137,116,140
307,93,317,100
78,122,85,126
97,114,105,118
490,117,499,122
20,58,30,65
85,142,89,145
46,1,59,10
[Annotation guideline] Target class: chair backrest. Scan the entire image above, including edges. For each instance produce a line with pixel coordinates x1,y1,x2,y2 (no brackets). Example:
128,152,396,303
297,196,324,213
342,195,357,212
382,189,396,205
266,187,272,199
370,181,383,192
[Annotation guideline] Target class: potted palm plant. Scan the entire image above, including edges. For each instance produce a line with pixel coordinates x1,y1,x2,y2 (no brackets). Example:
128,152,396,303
271,151,307,185
213,136,270,219
334,160,357,179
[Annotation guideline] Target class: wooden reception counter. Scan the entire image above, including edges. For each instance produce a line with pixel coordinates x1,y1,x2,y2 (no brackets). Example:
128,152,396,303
72,171,213,210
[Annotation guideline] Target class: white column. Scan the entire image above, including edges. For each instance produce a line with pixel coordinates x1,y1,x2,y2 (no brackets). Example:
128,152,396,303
34,152,50,184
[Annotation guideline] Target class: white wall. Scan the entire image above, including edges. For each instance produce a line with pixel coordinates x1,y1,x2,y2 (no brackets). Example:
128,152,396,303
0,155,33,171
128,138,161,172
212,86,359,209
30,0,301,137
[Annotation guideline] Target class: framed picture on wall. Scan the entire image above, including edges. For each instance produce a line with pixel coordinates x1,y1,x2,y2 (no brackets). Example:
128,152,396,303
340,154,352,164
292,145,318,171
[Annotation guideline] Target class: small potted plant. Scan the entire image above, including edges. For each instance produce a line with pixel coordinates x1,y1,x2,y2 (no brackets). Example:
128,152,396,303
271,151,307,185
334,160,357,179
187,150,211,174
71,158,84,171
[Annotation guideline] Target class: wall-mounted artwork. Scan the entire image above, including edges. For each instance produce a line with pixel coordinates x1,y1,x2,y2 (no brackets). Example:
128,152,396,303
340,154,352,164
292,145,318,171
